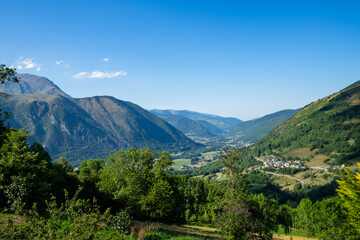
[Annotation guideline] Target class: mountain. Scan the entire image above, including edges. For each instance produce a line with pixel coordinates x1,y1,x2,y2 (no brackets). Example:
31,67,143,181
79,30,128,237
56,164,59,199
149,109,242,131
0,80,200,164
155,114,224,139
251,80,360,165
227,109,300,143
0,74,70,97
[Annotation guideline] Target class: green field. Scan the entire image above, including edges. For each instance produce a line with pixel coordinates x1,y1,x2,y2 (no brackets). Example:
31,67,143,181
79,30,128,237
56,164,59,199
200,151,220,160
172,159,191,170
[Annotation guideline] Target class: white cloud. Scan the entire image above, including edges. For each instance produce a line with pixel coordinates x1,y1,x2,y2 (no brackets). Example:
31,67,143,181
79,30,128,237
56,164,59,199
13,57,41,71
73,72,89,79
103,58,109,62
56,60,63,65
72,70,127,79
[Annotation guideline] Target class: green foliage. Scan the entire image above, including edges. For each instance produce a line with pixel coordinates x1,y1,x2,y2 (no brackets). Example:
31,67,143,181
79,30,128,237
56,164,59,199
0,128,50,211
0,64,18,84
294,197,358,239
79,159,104,183
143,232,162,240
250,81,360,165
49,157,80,204
140,179,175,219
0,188,111,239
337,163,360,233
216,205,267,240
109,210,134,235
98,148,176,221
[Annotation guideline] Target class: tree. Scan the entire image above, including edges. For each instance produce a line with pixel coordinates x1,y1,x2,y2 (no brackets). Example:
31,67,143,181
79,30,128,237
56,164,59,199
0,129,50,211
49,157,79,204
98,148,176,220
0,64,19,145
139,179,175,220
337,163,360,233
221,148,250,195
294,198,315,237
78,159,104,184
0,64,18,84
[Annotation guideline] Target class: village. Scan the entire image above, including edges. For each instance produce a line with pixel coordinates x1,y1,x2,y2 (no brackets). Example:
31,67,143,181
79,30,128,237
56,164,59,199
256,156,307,169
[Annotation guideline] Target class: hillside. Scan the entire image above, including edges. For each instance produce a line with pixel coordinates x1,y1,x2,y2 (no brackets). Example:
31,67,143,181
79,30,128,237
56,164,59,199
0,93,199,164
252,80,360,165
0,74,70,97
227,109,300,142
155,114,225,139
150,109,242,131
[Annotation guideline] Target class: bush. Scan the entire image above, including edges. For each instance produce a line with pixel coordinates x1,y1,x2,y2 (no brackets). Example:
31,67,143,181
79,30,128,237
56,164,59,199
110,210,134,235
143,232,162,240
0,187,111,239
216,205,267,240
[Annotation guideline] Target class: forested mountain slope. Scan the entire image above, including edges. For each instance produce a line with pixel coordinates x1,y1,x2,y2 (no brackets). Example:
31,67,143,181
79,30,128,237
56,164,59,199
155,114,224,139
251,80,360,165
0,93,199,164
227,109,300,142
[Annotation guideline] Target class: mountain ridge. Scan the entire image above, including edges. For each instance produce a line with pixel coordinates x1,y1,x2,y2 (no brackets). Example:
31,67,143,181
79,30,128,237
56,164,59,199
227,109,300,143
250,80,360,165
0,74,70,97
150,109,242,131
0,75,200,164
155,114,224,139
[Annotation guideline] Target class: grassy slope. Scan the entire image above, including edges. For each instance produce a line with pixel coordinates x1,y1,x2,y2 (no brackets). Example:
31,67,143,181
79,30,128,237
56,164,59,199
251,80,360,165
228,109,300,142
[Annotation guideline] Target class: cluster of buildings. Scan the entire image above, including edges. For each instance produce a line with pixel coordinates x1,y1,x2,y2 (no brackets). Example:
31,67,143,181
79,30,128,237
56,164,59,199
257,156,306,169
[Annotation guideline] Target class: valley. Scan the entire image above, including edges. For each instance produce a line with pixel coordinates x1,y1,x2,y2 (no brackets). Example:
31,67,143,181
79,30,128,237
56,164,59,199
0,70,359,239
1,2,360,239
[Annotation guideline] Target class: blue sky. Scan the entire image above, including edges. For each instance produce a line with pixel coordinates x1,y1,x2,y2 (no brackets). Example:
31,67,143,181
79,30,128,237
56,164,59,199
1,0,359,120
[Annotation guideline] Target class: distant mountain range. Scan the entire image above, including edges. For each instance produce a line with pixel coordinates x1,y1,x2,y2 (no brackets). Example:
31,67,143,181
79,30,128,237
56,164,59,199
150,108,300,143
227,109,300,142
153,114,224,139
0,74,199,164
150,109,242,132
251,80,360,164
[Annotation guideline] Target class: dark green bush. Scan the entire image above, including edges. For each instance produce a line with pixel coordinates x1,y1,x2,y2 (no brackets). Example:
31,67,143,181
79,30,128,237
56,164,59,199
143,232,162,240
109,210,134,235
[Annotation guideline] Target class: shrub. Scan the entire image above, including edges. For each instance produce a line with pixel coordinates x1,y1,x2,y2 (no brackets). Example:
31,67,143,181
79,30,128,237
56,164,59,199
143,232,162,240
216,205,266,240
0,187,111,239
110,210,134,235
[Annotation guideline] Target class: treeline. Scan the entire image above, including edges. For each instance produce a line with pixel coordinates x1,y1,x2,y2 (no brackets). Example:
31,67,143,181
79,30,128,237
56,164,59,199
0,122,288,237
1,124,360,239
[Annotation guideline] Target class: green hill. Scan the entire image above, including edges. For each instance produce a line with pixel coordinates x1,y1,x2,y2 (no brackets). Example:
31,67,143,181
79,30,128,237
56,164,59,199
0,93,199,164
252,80,360,165
227,109,300,143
